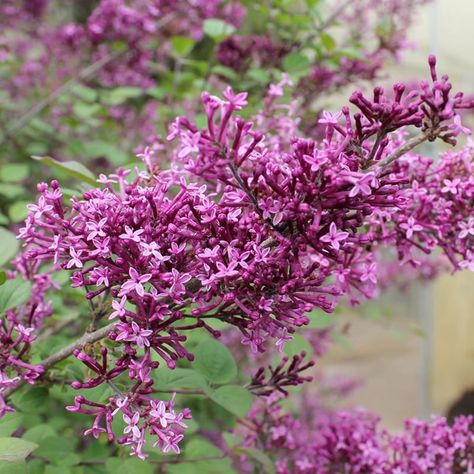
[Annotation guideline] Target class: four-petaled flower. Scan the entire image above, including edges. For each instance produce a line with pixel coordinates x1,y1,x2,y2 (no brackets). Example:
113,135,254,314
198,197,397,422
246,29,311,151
320,223,349,251
27,196,53,219
119,226,144,243
129,322,153,348
109,295,127,320
150,400,175,428
178,132,200,159
459,218,474,239
361,263,377,284
275,328,292,353
120,268,152,297
400,217,423,239
162,433,184,454
441,178,461,194
86,218,107,241
222,86,248,110
168,269,192,296
67,247,83,268
123,412,141,439
318,110,342,126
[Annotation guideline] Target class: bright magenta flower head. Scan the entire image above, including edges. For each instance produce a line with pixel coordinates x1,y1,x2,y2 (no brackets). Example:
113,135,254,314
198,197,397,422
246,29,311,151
2,56,473,459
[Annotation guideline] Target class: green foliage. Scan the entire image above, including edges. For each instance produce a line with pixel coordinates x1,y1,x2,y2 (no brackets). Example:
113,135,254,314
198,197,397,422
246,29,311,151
0,228,19,266
171,37,196,56
105,458,154,474
0,279,32,313
0,461,26,474
31,156,96,185
203,19,236,40
193,340,238,384
0,414,23,437
153,367,208,391
208,385,252,418
0,437,38,462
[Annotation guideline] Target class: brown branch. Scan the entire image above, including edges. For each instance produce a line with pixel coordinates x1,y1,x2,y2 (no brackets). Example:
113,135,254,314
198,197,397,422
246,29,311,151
3,322,115,398
0,13,174,145
79,455,227,465
375,132,430,170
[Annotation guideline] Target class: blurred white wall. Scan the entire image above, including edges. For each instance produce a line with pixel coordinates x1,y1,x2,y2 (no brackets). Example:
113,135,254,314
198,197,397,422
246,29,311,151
387,0,474,90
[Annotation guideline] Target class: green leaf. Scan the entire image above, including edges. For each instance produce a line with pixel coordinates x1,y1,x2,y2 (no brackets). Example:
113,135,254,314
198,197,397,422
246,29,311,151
0,461,25,474
8,202,29,223
0,183,25,199
100,87,144,105
35,437,78,466
82,141,129,165
11,388,48,414
0,438,38,462
193,340,237,384
0,184,25,199
171,36,196,56
203,19,236,39
25,459,45,474
0,279,32,313
335,48,364,60
211,65,239,81
320,32,336,51
0,228,19,266
0,273,5,286
154,368,208,391
247,68,270,83
22,425,57,444
0,164,29,182
283,52,310,73
72,102,102,119
70,84,98,102
185,438,221,458
307,309,334,329
234,447,275,474
105,458,153,474
0,413,23,437
283,333,313,359
44,466,73,474
208,385,252,418
31,156,96,186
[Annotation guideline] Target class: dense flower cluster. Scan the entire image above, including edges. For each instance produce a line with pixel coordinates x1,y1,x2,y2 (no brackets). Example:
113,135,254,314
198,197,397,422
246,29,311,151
1,57,472,458
66,358,191,460
238,396,474,473
1,0,245,91
0,255,54,416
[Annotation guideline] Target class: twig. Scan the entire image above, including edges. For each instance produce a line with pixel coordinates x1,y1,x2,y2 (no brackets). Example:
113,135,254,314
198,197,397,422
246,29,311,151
0,49,125,146
3,322,115,398
79,454,227,465
0,13,174,145
314,0,354,34
376,132,430,170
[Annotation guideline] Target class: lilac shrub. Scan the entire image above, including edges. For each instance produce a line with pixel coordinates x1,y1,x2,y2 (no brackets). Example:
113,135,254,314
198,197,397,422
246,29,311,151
238,396,474,473
0,56,472,466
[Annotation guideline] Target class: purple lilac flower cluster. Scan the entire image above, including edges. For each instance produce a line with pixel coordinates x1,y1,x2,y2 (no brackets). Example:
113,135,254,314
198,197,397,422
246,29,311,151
1,0,245,93
0,255,55,416
1,57,472,457
238,396,474,474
